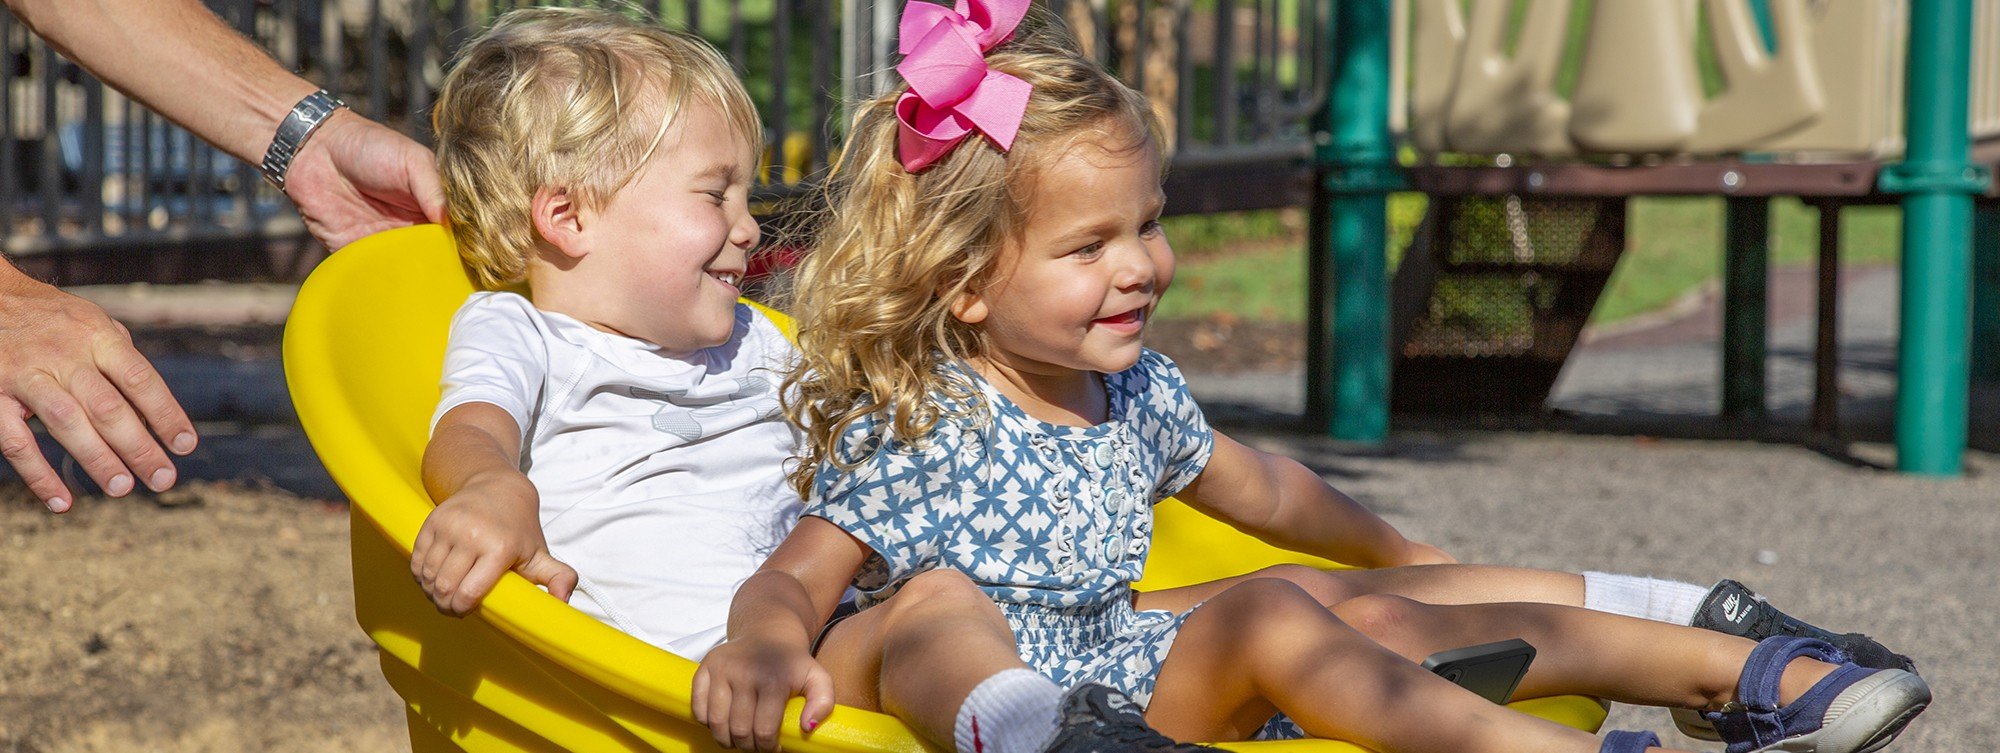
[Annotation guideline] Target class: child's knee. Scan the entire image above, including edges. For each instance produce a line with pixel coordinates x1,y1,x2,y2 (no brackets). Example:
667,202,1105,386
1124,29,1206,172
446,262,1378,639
1245,563,1355,604
1328,593,1425,643
885,570,990,618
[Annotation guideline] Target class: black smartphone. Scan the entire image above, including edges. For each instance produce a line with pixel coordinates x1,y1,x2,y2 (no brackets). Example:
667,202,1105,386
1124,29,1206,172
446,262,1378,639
1420,638,1536,705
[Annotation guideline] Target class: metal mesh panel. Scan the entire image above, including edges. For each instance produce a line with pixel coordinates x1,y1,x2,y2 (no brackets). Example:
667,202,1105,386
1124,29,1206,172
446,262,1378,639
1391,195,1625,413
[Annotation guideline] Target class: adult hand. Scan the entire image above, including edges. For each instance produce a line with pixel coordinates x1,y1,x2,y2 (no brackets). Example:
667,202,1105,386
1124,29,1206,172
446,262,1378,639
0,269,196,512
282,109,445,250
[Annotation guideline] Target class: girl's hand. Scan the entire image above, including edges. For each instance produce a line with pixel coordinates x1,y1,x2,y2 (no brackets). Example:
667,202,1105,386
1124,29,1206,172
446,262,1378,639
692,635,836,753
410,470,577,615
1398,539,1459,566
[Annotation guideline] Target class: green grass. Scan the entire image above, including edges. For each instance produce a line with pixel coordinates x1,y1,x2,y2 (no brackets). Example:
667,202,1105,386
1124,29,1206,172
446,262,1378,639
1154,200,1903,326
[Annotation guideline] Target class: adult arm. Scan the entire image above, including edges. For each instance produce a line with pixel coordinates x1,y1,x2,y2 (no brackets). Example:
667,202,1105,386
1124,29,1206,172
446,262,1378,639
0,263,196,512
4,0,444,248
1177,430,1456,569
414,402,577,616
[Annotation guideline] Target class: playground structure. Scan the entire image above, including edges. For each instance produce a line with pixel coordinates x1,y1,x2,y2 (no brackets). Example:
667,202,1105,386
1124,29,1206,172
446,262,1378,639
1338,0,2000,476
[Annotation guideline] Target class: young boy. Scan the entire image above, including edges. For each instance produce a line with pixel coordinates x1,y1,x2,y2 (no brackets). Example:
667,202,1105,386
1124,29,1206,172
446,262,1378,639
412,8,1202,753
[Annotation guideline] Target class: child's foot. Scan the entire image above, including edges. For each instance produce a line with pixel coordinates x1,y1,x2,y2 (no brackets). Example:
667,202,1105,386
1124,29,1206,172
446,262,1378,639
1043,684,1218,753
1691,580,1916,672
1674,579,1918,742
1600,730,1660,752
1705,636,1930,753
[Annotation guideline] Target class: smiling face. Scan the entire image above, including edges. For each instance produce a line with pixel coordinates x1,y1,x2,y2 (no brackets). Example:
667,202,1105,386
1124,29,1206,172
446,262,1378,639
534,98,761,354
953,126,1172,379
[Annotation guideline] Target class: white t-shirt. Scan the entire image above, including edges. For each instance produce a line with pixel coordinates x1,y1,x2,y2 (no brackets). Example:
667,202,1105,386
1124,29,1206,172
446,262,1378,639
431,291,800,659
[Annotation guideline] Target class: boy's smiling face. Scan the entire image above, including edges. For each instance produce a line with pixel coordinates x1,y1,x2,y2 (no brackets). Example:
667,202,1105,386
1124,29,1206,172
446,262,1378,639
536,99,761,354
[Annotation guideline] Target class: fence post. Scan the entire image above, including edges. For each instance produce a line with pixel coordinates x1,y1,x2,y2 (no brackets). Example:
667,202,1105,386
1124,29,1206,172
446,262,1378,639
1721,196,1770,423
1974,202,1999,385
1879,0,1990,474
1308,0,1399,442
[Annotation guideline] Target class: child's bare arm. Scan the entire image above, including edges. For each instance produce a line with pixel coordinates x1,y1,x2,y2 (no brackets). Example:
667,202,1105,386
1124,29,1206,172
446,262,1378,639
1177,430,1453,569
694,516,868,752
413,402,577,615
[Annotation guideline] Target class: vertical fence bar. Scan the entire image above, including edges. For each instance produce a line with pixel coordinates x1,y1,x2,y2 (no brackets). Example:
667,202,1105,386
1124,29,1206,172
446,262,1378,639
728,3,747,75
1883,0,1984,474
82,72,105,235
1812,202,1843,436
810,0,834,176
769,0,793,185
1131,0,1149,93
232,0,259,223
1722,196,1771,422
38,45,61,238
408,0,435,144
1307,0,1396,441
320,0,343,101
2,14,15,234
1175,0,1193,149
1215,0,1237,145
1975,201,2000,383
367,0,388,120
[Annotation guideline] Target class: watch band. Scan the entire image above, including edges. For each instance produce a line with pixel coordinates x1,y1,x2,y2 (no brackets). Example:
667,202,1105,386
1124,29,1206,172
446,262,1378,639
260,89,347,191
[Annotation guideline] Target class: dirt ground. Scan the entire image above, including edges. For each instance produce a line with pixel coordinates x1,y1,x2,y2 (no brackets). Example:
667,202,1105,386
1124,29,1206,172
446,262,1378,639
0,482,408,753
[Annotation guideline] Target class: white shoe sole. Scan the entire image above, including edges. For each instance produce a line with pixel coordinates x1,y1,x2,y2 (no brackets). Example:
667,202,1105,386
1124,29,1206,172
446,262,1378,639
1746,669,1931,753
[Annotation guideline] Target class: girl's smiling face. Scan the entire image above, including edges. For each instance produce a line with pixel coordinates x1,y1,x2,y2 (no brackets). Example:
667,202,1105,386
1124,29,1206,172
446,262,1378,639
953,129,1173,379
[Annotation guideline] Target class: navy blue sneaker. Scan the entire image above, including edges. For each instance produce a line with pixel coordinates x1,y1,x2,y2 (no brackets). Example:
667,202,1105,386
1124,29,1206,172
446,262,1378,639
1691,580,1915,672
1705,636,1930,753
1045,684,1219,753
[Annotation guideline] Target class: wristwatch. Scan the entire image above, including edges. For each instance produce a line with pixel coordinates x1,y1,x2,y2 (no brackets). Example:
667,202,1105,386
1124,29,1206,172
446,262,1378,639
260,89,347,191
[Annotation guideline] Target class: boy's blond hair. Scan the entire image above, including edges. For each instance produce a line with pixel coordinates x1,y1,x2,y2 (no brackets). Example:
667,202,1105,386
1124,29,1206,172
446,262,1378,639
435,7,762,290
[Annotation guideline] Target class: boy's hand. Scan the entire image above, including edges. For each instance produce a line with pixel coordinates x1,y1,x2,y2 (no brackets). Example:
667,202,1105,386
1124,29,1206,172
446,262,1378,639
692,634,836,753
411,470,577,615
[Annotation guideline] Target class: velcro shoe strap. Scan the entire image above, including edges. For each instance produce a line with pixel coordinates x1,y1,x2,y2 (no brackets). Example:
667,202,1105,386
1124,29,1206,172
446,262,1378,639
1708,636,1847,752
1600,730,1661,753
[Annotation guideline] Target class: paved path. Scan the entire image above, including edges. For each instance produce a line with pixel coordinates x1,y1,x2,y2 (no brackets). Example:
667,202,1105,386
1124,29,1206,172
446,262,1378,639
1185,267,1995,750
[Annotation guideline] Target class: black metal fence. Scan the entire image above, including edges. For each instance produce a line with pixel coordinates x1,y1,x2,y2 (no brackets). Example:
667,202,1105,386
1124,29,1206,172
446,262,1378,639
3,0,1332,278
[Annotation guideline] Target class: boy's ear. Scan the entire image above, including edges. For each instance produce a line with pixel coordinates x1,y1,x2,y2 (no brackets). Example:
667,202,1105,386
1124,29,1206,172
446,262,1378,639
948,289,989,325
531,187,588,259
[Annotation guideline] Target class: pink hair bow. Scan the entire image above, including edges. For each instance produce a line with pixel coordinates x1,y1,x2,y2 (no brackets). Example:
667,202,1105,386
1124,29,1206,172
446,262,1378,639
895,0,1034,172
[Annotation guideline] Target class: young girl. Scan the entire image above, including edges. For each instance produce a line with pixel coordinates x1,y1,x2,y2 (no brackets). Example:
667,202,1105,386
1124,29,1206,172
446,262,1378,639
717,11,1929,753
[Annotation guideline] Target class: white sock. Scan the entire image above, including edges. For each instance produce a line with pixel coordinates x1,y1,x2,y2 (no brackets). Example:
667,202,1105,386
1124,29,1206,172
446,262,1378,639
1582,572,1713,625
953,669,1064,753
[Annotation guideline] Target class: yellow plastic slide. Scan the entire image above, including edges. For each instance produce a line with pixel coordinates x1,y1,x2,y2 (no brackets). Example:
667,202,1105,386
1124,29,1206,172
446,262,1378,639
282,224,1604,753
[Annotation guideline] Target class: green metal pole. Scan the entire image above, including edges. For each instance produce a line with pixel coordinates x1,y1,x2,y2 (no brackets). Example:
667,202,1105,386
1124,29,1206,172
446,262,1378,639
1974,202,1999,384
1722,197,1771,422
1307,0,1398,441
1879,0,1990,474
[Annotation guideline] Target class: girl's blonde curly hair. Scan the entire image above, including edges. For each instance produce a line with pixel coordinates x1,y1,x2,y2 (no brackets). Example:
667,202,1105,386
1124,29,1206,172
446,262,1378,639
784,21,1163,499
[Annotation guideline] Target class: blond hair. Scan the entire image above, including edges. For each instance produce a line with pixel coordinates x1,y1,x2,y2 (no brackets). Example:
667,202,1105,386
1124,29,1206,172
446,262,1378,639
784,22,1163,499
434,6,761,290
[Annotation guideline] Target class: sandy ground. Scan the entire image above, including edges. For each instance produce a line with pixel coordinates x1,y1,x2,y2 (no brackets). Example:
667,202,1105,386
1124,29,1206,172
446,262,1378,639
0,483,407,752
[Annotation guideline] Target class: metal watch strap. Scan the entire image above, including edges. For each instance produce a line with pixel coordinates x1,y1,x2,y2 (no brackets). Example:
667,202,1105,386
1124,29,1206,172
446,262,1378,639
260,89,346,190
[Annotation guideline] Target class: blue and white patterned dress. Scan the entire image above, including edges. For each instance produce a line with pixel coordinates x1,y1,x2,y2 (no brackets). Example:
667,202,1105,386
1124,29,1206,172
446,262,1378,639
806,350,1234,712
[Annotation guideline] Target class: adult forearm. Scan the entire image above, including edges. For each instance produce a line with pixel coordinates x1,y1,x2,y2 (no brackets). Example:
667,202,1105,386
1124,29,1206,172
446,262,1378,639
7,0,315,164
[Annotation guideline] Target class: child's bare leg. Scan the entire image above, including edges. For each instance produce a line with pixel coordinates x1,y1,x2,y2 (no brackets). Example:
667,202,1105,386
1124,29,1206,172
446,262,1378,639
1142,579,1685,753
1136,563,1583,613
1329,595,1836,711
814,570,1029,745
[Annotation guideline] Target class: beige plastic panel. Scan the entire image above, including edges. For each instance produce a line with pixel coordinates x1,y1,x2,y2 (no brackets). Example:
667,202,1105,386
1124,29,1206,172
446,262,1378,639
1440,0,1578,156
1393,0,1998,159
1685,0,1825,152
1975,0,2000,142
